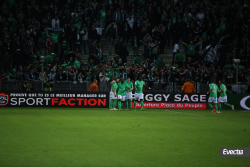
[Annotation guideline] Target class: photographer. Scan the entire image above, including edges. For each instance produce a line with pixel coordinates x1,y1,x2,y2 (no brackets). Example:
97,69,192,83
44,78,53,91
22,82,35,91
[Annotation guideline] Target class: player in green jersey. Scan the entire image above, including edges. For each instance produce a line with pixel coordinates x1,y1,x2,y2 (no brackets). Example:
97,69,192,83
218,80,234,112
125,77,134,110
117,78,131,111
110,78,120,110
207,79,219,113
134,76,150,111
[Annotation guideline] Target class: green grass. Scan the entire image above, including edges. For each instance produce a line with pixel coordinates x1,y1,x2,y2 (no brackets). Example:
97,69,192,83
0,108,250,167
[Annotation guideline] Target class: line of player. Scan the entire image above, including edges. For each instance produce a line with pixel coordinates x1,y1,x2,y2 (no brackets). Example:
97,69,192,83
110,76,150,111
207,79,234,113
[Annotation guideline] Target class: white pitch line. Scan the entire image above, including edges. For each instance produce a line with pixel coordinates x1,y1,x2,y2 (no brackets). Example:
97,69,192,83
165,110,204,117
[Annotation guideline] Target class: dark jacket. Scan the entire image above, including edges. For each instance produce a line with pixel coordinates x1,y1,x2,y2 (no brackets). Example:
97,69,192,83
88,28,98,40
63,73,72,81
105,26,116,38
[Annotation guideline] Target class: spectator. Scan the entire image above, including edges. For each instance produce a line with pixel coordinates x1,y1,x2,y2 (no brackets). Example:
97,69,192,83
181,79,196,93
172,40,180,65
51,15,60,28
22,82,34,91
56,70,63,83
80,26,89,54
115,38,123,55
44,78,53,91
180,40,203,61
105,24,116,55
88,25,98,42
131,35,139,55
89,79,98,92
46,35,54,53
123,21,131,45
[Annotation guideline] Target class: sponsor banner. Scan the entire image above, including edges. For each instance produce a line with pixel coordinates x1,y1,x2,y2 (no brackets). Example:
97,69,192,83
0,92,108,108
133,102,206,109
227,94,250,110
143,93,207,103
221,147,250,157
136,93,207,109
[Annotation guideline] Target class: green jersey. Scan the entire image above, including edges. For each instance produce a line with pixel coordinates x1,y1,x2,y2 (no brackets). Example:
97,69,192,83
135,80,145,93
117,82,128,96
186,44,197,56
107,69,114,80
209,84,219,97
110,82,118,93
51,33,59,43
74,60,81,69
125,81,133,92
219,84,227,97
100,10,106,20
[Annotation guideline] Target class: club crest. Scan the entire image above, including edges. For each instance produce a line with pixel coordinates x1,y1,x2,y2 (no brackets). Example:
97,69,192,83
0,93,9,106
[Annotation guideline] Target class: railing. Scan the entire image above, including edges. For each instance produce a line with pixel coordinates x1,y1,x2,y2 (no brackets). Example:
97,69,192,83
0,80,173,92
1,80,246,93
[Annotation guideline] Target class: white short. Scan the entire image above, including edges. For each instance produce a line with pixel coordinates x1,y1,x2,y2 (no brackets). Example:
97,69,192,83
135,93,144,101
208,97,218,103
118,95,126,101
110,92,115,100
126,92,132,100
218,96,227,103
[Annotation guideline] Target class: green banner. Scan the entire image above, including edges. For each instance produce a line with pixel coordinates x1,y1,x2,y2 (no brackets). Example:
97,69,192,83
227,94,250,110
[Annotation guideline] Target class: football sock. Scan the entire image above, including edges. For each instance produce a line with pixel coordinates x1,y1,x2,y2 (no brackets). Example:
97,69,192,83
114,100,117,108
118,101,121,109
134,100,137,109
110,101,113,108
209,103,214,109
218,103,222,112
215,104,218,111
225,103,232,107
140,101,143,108
129,99,132,108
126,100,128,108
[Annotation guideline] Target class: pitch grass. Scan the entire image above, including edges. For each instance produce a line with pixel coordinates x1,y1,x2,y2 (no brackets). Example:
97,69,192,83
0,108,250,167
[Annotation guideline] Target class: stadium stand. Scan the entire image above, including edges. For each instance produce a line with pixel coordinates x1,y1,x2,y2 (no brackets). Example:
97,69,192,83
0,0,250,92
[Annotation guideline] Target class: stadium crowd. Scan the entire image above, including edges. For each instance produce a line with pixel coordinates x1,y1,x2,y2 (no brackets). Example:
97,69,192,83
0,0,250,92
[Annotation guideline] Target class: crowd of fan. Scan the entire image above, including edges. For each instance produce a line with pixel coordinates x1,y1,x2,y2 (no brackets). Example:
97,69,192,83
0,0,250,91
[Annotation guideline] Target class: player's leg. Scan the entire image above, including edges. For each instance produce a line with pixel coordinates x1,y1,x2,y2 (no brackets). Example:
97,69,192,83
117,95,122,110
125,93,129,110
114,96,118,109
140,93,144,110
128,92,132,110
225,102,234,110
122,96,126,110
218,102,222,113
222,96,234,110
110,92,113,109
214,97,219,113
129,98,132,110
134,93,138,111
208,97,215,112
110,99,114,110
218,97,222,113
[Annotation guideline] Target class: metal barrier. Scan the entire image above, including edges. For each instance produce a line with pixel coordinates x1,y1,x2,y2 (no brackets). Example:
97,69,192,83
1,80,246,93
0,80,43,91
1,80,173,92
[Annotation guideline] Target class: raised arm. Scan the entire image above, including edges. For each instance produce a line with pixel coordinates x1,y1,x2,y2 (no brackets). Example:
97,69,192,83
151,42,160,49
140,40,147,47
179,40,186,45
196,40,203,45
